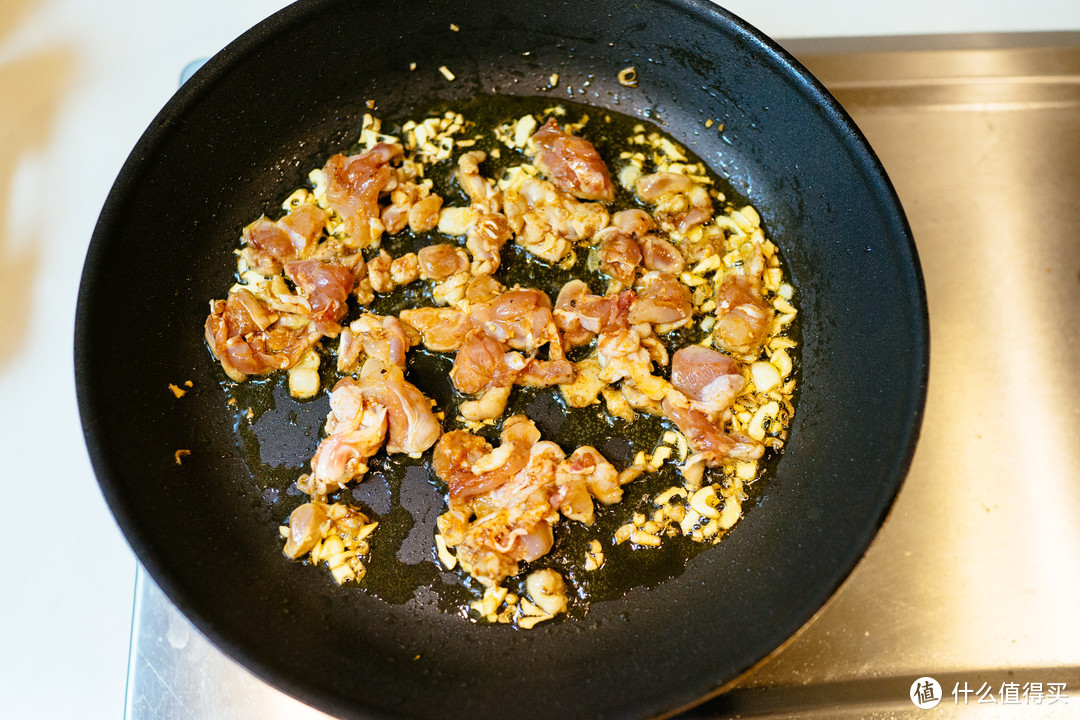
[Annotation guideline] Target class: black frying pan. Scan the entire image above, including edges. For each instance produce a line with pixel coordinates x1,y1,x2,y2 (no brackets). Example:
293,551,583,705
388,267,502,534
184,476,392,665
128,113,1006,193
75,1,928,718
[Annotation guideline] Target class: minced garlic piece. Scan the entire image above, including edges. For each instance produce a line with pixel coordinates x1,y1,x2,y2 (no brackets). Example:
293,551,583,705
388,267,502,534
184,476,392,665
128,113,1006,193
655,486,688,506
689,485,721,519
584,540,604,571
513,115,537,148
748,401,780,441
525,569,567,616
772,348,793,378
285,503,377,585
618,163,642,189
735,461,758,482
750,361,781,392
358,113,398,149
630,528,661,547
435,533,456,569
718,493,742,530
650,445,673,468
288,348,321,399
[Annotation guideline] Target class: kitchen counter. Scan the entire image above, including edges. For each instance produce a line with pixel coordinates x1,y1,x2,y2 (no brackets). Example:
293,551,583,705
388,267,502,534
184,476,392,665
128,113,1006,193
122,31,1080,719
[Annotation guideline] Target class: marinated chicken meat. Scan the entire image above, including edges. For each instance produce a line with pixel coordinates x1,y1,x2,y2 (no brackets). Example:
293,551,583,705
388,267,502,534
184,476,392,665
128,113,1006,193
530,117,615,202
670,345,745,418
283,259,355,336
553,280,635,347
713,274,773,356
337,313,414,372
627,271,694,329
204,102,797,627
434,152,513,276
242,203,328,274
353,358,442,455
301,378,389,497
397,287,576,419
323,142,403,248
204,289,323,382
398,307,471,352
503,177,609,263
594,226,642,288
417,243,470,281
300,358,442,498
433,416,627,586
635,170,713,234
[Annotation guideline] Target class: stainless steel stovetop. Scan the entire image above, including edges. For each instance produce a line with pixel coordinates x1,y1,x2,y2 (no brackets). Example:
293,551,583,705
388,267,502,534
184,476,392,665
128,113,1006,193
124,33,1080,719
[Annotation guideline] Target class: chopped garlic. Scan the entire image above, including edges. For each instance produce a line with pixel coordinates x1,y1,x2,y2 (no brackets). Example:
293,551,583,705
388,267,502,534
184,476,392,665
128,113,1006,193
748,401,780,441
751,361,781,392
735,461,758,482
773,296,798,314
689,485,721,519
630,529,662,547
513,115,537,148
650,445,672,467
288,349,321,399
434,537,455,569
679,508,702,534
772,348,793,378
692,254,722,275
584,540,604,571
718,494,742,530
658,137,687,162
526,569,568,616
618,163,642,189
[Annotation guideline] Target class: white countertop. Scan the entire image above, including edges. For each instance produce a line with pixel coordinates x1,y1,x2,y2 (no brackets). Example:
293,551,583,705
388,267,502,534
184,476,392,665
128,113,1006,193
3,1,1079,717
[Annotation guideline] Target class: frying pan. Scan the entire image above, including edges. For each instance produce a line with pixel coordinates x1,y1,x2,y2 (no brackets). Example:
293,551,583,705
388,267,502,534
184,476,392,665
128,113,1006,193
75,0,928,718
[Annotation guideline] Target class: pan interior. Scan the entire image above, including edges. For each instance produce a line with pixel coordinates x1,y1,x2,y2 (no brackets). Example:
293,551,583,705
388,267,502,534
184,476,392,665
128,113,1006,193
75,1,927,718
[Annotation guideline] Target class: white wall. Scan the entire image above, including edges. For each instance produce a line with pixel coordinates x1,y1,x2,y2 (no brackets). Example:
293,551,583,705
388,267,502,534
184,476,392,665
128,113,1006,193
720,0,1080,38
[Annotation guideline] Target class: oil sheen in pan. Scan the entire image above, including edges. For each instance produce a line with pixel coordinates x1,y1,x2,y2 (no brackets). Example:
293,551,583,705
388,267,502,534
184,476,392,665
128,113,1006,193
218,94,796,621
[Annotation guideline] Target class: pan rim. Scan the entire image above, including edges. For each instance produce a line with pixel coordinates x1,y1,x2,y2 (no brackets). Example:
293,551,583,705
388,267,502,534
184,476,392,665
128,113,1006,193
75,0,929,717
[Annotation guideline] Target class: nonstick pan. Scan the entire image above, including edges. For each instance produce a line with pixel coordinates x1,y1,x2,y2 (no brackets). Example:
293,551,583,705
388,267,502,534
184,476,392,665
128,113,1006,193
75,1,928,718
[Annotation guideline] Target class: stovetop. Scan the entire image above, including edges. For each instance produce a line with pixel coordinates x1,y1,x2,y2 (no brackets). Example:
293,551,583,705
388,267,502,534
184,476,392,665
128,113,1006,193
124,33,1080,719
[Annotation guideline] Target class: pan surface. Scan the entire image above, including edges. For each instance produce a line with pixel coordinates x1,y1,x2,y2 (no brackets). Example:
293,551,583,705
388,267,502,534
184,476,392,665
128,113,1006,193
75,1,928,718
